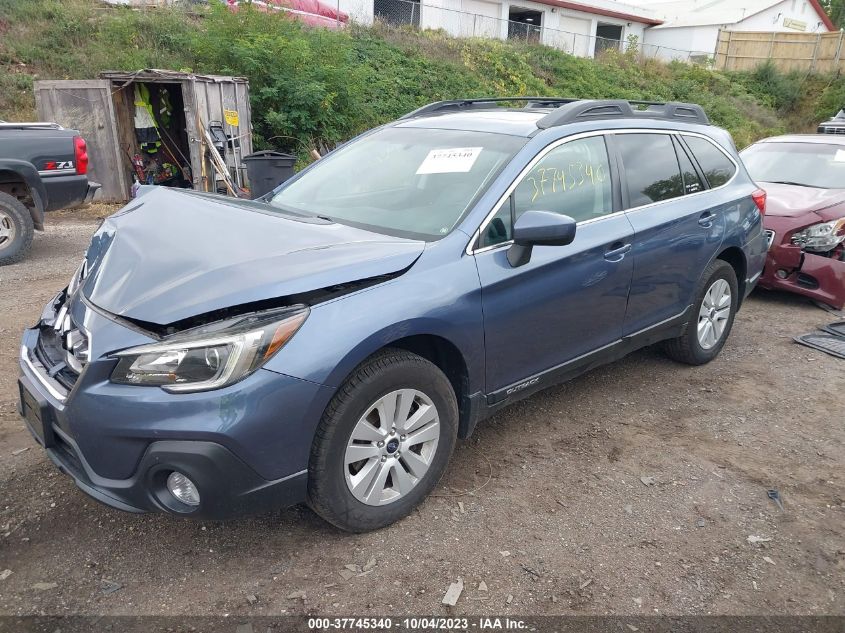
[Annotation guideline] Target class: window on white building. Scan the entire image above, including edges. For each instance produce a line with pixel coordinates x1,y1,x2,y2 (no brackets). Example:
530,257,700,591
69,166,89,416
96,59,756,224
508,7,542,42
596,23,623,54
374,0,420,27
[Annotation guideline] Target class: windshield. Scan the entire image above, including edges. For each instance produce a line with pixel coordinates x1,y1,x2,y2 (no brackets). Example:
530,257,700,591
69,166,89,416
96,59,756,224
269,127,526,240
740,141,845,189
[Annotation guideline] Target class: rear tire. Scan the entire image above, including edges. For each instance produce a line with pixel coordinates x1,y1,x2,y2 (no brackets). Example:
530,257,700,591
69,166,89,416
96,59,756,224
0,192,34,266
664,259,738,365
307,349,458,532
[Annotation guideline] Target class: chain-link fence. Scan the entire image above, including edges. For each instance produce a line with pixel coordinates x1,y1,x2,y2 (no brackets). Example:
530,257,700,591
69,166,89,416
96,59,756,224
373,0,712,62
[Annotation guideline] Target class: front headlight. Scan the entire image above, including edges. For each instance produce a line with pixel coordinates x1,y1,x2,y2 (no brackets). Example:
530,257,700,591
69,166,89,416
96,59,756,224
110,305,309,393
791,218,845,252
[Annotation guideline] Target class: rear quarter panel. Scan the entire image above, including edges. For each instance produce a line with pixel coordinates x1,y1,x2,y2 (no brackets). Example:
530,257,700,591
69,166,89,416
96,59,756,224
725,163,767,292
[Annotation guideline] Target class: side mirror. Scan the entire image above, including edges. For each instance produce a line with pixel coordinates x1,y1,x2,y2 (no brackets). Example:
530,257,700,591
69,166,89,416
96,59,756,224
508,210,577,267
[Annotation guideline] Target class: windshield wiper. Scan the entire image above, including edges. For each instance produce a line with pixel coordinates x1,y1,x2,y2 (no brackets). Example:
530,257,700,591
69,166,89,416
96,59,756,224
766,180,822,188
265,200,333,222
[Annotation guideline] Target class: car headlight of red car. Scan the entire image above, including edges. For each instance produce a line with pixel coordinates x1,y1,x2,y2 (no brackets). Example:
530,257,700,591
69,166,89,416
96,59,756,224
791,218,845,253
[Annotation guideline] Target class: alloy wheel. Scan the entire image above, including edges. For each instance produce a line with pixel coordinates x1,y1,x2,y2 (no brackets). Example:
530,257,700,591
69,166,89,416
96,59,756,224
697,278,732,350
344,389,440,506
0,210,16,249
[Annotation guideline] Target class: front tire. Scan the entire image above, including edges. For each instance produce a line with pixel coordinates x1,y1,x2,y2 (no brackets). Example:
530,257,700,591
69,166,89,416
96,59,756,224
664,259,738,365
0,192,34,266
307,349,458,532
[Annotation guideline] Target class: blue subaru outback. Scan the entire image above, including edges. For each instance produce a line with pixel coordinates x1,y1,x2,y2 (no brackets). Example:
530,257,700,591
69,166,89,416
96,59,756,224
19,98,767,532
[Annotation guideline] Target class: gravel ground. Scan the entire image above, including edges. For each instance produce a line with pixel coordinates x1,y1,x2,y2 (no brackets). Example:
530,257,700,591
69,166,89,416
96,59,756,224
0,209,843,617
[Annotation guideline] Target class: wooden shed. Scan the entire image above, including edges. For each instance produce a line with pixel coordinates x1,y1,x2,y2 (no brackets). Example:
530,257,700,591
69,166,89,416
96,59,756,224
35,69,254,201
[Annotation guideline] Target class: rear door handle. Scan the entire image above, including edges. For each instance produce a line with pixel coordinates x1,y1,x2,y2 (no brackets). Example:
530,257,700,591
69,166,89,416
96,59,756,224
699,211,717,227
604,242,632,262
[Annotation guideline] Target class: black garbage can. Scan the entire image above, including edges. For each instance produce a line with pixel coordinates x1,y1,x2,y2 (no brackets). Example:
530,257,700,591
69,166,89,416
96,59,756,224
243,151,296,199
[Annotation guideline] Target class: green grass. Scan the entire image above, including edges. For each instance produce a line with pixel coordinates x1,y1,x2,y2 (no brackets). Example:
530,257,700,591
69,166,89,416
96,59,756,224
0,0,839,154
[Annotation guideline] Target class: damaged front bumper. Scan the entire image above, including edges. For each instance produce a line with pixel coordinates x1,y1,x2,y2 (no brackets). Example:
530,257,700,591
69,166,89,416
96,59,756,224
17,294,334,519
758,241,845,309
19,369,308,517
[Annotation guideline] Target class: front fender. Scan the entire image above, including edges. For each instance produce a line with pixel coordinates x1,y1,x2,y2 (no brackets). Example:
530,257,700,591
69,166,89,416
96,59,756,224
264,251,486,396
0,159,47,230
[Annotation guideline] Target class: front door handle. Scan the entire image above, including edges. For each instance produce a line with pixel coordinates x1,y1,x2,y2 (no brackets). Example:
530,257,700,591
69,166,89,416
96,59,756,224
699,211,717,227
604,242,632,262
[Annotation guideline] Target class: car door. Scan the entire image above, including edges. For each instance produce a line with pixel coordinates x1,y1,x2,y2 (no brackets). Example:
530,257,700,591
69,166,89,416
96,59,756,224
472,134,635,395
615,132,726,335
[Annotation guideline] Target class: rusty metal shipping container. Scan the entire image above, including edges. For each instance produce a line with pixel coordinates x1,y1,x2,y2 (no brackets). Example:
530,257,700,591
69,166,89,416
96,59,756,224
35,70,254,201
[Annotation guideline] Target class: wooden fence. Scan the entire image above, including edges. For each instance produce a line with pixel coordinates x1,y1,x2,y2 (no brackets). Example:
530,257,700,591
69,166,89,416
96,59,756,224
715,29,845,73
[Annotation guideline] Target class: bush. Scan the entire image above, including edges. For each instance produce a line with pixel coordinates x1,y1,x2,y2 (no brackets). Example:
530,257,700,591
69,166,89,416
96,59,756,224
738,60,805,113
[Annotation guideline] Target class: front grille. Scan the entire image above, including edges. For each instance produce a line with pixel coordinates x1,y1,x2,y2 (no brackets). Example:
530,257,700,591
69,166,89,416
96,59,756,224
818,125,845,135
35,327,81,390
34,297,89,390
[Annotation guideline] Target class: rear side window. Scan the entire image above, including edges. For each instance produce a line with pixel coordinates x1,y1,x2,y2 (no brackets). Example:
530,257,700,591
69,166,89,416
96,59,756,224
683,136,736,188
674,137,704,195
616,133,684,207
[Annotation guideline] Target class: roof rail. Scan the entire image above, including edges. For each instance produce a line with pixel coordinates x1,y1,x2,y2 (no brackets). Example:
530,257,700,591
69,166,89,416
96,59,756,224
0,121,65,130
536,99,709,129
400,97,580,120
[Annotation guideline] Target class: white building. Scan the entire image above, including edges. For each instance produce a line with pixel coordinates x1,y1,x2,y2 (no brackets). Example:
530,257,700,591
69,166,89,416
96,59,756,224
631,0,835,60
340,0,663,57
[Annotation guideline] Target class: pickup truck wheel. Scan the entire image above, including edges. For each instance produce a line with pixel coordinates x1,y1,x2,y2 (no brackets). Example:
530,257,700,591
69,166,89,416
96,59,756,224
307,349,458,532
0,192,34,266
664,259,738,365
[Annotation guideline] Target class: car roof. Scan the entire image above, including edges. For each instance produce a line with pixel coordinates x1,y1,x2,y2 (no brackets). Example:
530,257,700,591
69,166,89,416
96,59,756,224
394,108,721,139
392,99,717,139
752,134,845,146
394,109,548,137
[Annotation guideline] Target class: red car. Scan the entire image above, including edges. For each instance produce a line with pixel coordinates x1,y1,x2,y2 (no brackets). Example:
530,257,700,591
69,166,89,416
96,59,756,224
740,135,845,309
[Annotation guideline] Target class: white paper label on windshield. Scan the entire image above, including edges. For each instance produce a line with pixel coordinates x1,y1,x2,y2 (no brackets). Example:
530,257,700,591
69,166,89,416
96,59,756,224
416,147,482,174
835,149,845,162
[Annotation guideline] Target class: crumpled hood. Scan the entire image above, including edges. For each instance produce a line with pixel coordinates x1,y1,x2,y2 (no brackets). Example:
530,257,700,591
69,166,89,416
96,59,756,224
762,182,845,220
81,188,424,325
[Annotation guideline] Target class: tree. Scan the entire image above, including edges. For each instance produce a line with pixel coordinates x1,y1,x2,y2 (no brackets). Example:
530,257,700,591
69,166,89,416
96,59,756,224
821,0,845,29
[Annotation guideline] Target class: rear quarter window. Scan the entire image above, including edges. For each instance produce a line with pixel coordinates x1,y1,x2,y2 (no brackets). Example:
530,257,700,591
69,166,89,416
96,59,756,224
683,136,736,188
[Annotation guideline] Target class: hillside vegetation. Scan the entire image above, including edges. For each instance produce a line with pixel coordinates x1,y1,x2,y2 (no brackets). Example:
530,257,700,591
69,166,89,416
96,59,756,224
0,0,841,157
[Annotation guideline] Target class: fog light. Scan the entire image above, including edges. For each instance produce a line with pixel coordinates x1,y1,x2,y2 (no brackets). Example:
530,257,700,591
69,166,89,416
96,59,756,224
166,471,200,506
776,269,789,279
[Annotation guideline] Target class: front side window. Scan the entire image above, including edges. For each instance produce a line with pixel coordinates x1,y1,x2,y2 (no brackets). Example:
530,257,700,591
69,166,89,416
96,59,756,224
477,135,613,249
684,136,736,188
512,136,613,222
269,127,526,240
616,133,684,207
479,198,513,248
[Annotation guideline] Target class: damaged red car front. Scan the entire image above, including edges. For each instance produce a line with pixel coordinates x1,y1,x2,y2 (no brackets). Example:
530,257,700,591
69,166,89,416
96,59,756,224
741,135,845,309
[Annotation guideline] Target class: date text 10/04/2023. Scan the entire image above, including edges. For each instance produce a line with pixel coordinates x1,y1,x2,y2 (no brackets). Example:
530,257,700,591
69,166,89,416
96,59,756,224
307,617,530,630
